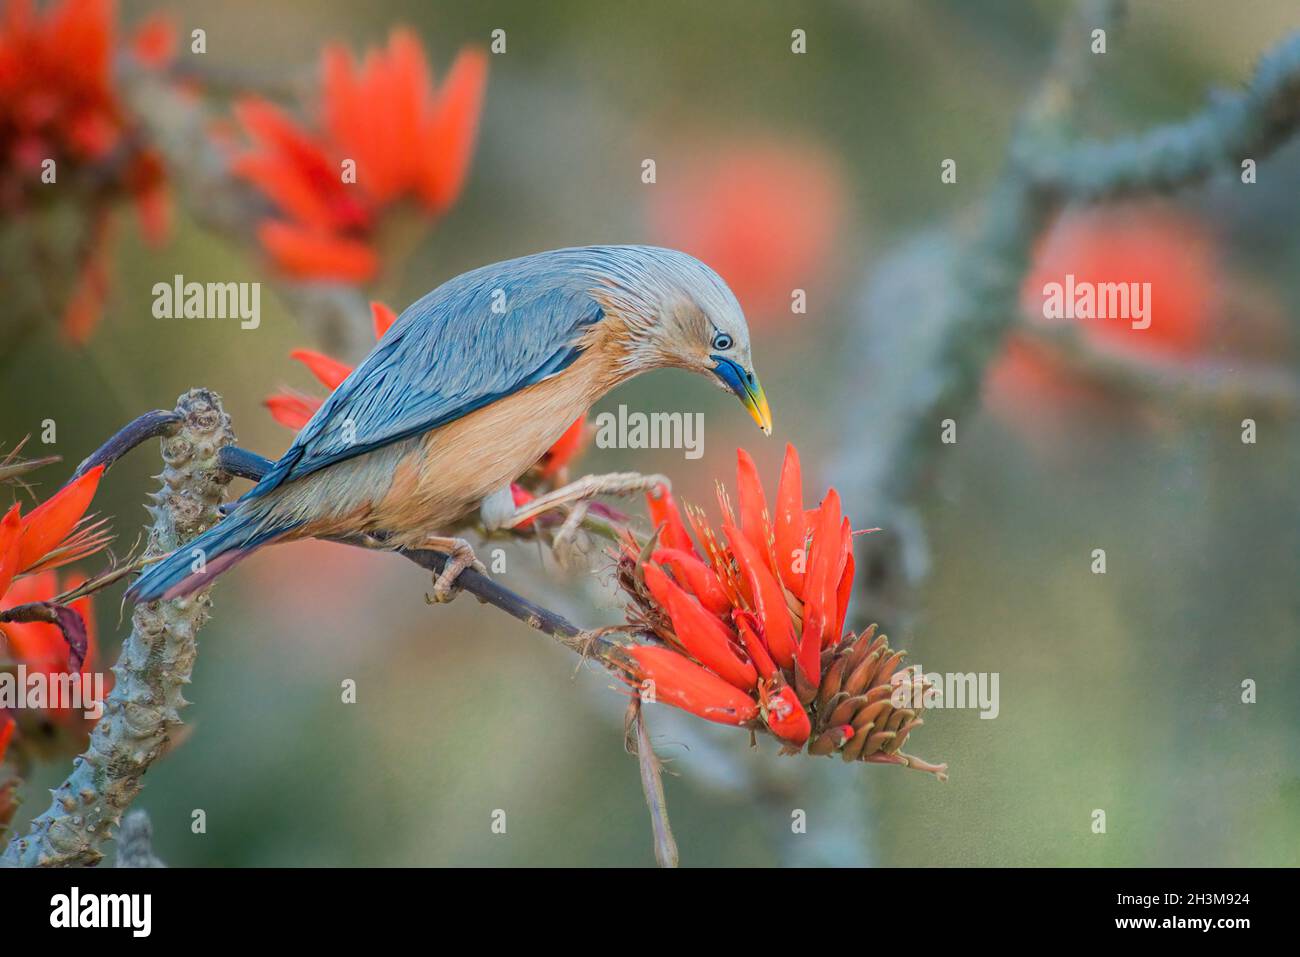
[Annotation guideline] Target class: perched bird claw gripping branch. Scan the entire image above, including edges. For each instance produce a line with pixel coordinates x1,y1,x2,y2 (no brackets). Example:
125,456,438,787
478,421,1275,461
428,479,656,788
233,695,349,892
126,246,771,605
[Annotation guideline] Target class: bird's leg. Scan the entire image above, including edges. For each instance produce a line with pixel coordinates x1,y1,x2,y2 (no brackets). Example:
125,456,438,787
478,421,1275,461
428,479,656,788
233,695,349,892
505,471,670,529
420,535,488,604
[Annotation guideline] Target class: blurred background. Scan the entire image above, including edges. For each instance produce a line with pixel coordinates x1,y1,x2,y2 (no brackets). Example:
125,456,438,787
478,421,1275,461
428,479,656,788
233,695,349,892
2,0,1298,866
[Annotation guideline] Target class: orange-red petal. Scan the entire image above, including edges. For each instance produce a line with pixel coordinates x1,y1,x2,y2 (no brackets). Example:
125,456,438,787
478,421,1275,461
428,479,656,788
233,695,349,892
652,547,731,616
798,489,844,684
773,442,808,598
290,348,353,391
509,483,535,529
736,448,778,579
18,466,103,573
257,221,378,281
370,300,397,339
833,519,855,645
643,562,756,692
761,682,811,745
724,524,799,670
265,392,321,430
129,12,176,67
733,609,778,681
646,484,695,554
0,504,21,601
626,645,758,725
417,47,488,215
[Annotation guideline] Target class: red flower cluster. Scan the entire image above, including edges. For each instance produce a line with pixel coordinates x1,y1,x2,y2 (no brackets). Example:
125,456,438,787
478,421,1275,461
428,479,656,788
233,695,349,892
0,465,109,797
0,0,174,343
615,446,945,778
233,29,487,282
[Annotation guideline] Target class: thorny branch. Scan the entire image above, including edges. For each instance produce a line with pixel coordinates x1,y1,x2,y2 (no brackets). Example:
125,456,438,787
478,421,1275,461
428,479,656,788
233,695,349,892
3,389,234,867
0,396,646,866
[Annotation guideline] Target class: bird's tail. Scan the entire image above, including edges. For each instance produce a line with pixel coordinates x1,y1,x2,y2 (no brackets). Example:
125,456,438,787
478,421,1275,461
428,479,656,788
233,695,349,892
126,504,296,604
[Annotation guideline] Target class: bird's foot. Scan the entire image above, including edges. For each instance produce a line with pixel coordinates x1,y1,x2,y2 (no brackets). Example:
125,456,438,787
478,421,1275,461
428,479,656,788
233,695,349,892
507,471,670,529
421,536,488,603
550,500,591,571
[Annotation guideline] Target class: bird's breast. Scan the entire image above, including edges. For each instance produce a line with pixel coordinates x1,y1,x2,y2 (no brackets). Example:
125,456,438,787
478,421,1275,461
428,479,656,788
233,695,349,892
367,347,624,544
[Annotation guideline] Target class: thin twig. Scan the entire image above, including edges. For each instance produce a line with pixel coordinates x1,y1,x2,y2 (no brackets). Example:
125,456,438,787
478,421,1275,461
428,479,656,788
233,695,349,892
626,697,679,868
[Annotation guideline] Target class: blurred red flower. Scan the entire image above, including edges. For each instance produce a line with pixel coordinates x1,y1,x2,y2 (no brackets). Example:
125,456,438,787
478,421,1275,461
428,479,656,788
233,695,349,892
614,445,945,778
986,201,1224,440
647,136,845,323
233,29,487,282
0,0,174,344
1,569,97,698
1,568,107,774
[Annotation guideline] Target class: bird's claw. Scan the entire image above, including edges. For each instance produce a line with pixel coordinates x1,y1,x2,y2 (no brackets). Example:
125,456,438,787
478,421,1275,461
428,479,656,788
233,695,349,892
550,501,591,571
425,538,487,603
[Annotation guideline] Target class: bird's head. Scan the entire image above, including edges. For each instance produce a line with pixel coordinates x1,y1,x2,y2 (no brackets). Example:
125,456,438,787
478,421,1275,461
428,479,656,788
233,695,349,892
586,246,772,435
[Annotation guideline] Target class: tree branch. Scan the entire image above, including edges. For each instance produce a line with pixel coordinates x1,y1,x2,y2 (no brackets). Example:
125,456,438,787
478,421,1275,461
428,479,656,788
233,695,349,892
3,395,638,866
2,389,234,867
845,4,1300,629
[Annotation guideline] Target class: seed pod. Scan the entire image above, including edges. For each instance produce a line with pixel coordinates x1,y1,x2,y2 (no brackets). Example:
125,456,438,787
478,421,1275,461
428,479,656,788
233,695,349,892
815,656,848,713
841,651,879,697
828,694,869,728
809,724,852,756
851,698,892,731
841,725,871,762
888,718,923,753
861,730,896,757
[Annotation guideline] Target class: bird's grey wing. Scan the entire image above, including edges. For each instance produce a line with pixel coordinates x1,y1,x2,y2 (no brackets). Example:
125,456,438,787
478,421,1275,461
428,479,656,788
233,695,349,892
244,272,602,500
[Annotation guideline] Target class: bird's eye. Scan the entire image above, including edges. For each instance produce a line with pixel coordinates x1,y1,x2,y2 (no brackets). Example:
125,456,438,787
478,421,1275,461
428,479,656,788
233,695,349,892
712,332,733,351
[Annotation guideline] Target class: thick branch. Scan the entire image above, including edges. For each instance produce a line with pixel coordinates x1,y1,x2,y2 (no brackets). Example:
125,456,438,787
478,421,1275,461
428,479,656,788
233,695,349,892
2,389,234,867
1016,32,1300,199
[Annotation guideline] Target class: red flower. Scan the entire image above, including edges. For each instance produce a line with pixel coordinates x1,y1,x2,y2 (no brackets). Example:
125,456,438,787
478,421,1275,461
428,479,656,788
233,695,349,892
986,201,1224,443
614,445,946,778
0,465,107,603
1,568,106,760
1020,202,1219,359
233,29,487,281
0,0,173,344
1,569,95,680
647,136,845,324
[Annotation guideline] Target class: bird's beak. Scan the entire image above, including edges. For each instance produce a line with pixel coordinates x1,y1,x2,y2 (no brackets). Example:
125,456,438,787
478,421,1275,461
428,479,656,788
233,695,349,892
712,356,773,436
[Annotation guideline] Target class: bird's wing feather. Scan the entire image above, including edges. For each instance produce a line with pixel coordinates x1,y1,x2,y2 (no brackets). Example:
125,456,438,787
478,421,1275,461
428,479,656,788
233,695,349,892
246,262,603,499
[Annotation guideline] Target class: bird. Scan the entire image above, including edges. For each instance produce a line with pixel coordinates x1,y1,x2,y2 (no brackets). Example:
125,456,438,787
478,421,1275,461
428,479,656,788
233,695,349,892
126,244,772,605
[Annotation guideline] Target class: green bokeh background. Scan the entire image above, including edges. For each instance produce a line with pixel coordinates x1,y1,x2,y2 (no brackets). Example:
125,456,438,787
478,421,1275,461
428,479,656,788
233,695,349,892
2,0,1297,865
